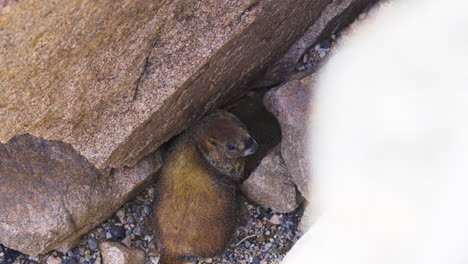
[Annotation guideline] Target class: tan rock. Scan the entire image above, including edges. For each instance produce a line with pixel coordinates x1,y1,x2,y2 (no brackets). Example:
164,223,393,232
99,242,146,264
241,146,301,213
0,0,336,169
46,256,62,264
0,134,162,256
264,75,315,199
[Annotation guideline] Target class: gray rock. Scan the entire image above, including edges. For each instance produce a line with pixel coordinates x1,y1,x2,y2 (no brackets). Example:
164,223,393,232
45,256,62,264
241,146,301,213
297,202,317,236
99,242,145,264
264,75,315,199
269,214,282,225
121,236,132,248
116,210,125,220
0,134,162,255
87,238,98,251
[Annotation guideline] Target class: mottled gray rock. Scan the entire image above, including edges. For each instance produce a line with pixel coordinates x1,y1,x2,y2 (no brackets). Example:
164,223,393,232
99,242,146,264
297,201,318,236
0,134,162,255
241,146,301,213
264,75,315,199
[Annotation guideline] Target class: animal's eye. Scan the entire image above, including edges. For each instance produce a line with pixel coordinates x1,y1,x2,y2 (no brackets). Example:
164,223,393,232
208,137,218,146
226,144,237,152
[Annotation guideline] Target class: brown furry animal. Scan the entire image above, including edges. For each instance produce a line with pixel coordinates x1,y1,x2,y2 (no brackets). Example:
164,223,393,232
153,110,258,264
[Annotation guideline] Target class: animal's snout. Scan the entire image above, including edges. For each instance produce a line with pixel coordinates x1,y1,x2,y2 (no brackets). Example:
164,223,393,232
241,137,258,157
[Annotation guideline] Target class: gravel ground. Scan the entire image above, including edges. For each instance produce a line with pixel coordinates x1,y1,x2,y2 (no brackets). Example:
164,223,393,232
0,180,302,264
295,36,334,73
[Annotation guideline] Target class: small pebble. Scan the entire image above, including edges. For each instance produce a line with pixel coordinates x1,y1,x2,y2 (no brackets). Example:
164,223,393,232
116,209,125,220
148,256,160,264
87,238,98,250
320,39,331,49
143,205,151,214
121,236,132,248
109,226,126,241
46,256,62,264
133,226,141,235
269,215,282,225
296,65,306,71
314,43,321,51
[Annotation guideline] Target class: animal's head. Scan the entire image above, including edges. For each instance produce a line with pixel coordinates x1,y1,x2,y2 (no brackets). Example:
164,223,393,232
197,110,258,182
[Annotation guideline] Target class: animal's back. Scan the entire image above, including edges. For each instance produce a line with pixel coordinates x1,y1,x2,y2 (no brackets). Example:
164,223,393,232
154,142,236,258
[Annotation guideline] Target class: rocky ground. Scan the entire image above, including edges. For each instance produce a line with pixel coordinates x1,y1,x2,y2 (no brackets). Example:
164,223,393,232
0,180,303,264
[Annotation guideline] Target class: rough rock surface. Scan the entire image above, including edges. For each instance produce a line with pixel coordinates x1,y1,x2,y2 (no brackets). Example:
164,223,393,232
0,134,162,256
99,242,146,264
0,0,336,170
253,0,377,88
241,146,301,213
0,0,20,9
297,202,317,236
264,75,315,199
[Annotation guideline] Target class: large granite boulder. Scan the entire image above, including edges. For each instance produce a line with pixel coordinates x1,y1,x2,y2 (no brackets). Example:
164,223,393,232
0,0,335,170
0,134,161,255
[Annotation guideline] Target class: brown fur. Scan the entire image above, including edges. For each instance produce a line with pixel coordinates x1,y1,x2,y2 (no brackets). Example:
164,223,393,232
153,110,257,264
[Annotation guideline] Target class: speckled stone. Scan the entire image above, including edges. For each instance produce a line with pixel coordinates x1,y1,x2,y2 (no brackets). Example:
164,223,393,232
99,242,146,264
264,75,315,199
0,0,336,170
241,146,302,213
0,135,162,255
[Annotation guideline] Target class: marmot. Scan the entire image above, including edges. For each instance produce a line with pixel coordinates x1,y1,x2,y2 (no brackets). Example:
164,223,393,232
153,110,258,264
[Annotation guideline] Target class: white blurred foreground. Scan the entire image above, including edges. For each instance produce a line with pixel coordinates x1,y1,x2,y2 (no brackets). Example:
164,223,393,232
283,0,468,263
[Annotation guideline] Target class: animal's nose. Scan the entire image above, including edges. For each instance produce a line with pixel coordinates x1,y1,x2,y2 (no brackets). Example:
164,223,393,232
241,137,258,157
